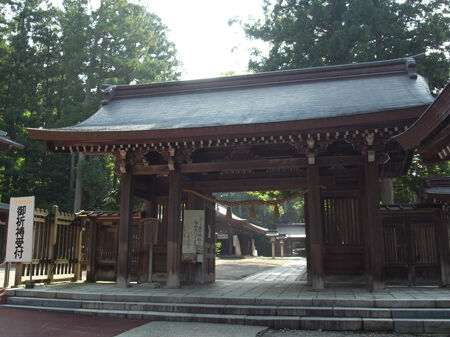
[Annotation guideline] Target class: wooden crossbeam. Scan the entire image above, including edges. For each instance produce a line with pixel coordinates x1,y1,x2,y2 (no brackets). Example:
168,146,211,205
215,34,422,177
133,156,362,176
184,176,334,193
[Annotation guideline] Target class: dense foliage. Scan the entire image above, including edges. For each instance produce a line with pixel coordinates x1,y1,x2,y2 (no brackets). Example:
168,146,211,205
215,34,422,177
215,191,305,228
0,0,179,211
239,0,449,93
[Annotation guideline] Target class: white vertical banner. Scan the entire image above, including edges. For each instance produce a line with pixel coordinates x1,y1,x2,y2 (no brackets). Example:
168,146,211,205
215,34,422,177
5,196,35,263
182,210,205,262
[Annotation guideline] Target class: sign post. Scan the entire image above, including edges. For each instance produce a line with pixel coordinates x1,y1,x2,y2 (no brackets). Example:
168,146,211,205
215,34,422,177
5,196,35,287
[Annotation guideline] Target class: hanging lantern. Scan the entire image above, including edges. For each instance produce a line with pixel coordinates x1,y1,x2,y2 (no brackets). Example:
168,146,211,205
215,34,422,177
273,204,280,218
249,205,256,218
226,206,232,219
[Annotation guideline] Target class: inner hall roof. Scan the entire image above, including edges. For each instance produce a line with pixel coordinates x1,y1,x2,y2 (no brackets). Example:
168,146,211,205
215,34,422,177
28,55,434,144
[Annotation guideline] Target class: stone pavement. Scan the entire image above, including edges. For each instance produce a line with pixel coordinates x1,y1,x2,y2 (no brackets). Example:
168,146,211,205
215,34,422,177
244,259,306,282
216,257,299,280
114,321,267,337
5,256,450,304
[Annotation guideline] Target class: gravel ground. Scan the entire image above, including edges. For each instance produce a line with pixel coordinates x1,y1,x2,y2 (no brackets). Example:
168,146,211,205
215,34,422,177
259,329,444,337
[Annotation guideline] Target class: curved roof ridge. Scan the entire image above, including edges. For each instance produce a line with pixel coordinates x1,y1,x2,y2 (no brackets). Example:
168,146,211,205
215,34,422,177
101,55,423,104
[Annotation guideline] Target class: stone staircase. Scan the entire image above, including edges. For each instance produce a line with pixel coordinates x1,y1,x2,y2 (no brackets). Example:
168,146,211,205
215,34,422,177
3,289,450,334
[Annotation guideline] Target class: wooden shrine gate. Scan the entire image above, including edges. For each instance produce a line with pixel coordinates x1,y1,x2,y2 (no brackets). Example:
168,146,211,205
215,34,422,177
14,205,83,286
381,206,449,286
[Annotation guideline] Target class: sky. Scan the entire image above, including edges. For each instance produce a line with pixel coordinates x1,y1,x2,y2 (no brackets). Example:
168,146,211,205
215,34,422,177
147,0,267,80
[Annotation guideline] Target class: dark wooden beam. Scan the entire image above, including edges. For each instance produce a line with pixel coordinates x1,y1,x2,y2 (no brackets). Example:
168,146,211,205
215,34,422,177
134,164,168,175
181,158,307,173
318,155,362,166
185,176,334,192
116,172,134,287
166,170,182,287
133,156,363,176
306,161,325,289
363,155,385,290
186,177,305,192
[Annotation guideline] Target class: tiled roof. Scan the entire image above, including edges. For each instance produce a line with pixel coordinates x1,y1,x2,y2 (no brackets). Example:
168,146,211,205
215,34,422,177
28,56,433,140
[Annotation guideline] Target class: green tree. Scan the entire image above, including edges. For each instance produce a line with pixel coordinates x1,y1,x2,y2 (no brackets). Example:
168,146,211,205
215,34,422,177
215,191,305,228
394,153,450,204
240,0,450,92
0,0,180,212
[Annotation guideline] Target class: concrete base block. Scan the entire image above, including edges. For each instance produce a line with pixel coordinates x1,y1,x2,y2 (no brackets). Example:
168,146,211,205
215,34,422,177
363,318,394,331
192,313,246,325
270,316,301,329
225,305,276,315
301,317,362,331
423,319,450,334
394,319,424,333
392,308,450,319
334,307,391,318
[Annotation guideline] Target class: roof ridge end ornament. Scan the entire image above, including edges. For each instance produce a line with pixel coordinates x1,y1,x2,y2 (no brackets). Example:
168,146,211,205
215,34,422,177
405,55,420,79
101,85,116,106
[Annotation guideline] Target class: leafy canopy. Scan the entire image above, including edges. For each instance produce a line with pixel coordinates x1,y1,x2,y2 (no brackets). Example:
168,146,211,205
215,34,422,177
240,0,450,93
0,0,180,211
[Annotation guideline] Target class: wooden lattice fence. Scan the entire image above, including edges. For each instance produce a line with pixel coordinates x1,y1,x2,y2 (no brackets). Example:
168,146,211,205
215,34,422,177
381,206,449,286
14,205,82,286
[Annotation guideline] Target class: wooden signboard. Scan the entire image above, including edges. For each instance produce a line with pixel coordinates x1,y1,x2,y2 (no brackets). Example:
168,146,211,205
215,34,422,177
5,196,35,263
182,210,205,262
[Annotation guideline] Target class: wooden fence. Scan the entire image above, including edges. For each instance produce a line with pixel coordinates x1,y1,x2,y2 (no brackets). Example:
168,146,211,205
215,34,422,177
381,206,449,286
14,205,82,286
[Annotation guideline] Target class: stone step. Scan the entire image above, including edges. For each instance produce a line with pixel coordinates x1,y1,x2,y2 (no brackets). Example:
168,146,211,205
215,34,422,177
3,303,450,333
7,288,450,308
6,296,450,319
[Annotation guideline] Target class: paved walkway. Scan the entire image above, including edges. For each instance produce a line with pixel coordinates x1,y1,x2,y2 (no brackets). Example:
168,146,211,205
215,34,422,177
114,322,267,337
244,259,306,282
5,257,450,303
216,257,299,280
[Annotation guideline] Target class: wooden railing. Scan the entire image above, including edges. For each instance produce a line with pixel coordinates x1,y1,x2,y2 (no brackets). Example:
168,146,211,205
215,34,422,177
14,205,82,286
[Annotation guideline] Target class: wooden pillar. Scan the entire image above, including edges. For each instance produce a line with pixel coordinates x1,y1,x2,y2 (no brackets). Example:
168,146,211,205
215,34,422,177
380,178,394,205
72,224,83,281
116,172,134,287
86,219,96,282
304,195,312,286
363,154,385,290
166,170,182,288
140,177,158,284
437,208,450,287
47,205,59,283
142,200,157,283
306,160,325,289
270,237,276,259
